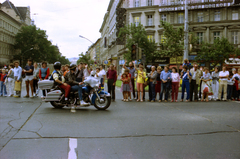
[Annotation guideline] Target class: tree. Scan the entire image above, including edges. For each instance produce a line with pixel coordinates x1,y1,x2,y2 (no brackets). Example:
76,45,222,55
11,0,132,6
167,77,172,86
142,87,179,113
77,52,94,66
118,23,157,63
157,21,185,71
14,25,67,66
195,37,237,68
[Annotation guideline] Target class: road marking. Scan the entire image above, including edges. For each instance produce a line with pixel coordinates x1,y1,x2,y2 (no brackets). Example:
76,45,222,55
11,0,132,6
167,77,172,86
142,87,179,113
70,106,76,113
68,138,77,159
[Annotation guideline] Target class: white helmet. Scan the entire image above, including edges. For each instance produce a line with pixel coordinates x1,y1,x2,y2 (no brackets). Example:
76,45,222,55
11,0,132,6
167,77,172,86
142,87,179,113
90,70,96,76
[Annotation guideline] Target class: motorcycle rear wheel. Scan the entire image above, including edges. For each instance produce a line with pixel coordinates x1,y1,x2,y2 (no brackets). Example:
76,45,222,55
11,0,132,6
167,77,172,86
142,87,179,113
50,101,65,109
94,96,111,110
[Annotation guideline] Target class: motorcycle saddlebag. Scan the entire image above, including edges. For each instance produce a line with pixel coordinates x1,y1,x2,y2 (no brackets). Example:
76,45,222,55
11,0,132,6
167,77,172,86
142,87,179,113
38,80,54,90
45,90,62,101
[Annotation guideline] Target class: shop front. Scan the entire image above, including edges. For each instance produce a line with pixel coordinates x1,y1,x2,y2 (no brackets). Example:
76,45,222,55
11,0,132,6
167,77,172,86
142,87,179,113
146,57,170,72
169,56,183,72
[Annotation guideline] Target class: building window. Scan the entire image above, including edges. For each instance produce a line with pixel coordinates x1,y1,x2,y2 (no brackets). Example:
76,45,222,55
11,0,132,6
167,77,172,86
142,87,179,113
214,11,220,21
135,0,140,7
147,35,153,41
197,12,203,22
178,13,184,23
232,32,238,44
147,15,153,26
197,32,203,44
161,0,167,5
148,0,152,6
134,16,140,26
161,14,167,22
232,11,238,20
213,31,220,40
104,37,107,48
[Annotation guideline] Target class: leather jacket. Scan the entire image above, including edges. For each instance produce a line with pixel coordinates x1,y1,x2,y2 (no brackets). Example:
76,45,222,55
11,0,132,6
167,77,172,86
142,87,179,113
64,71,79,86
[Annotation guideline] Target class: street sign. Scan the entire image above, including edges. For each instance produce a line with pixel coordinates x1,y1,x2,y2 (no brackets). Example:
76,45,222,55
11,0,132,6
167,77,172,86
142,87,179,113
104,60,108,65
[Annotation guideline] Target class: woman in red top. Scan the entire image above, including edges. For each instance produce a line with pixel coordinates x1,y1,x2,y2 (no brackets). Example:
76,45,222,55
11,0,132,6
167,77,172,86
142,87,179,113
38,62,50,97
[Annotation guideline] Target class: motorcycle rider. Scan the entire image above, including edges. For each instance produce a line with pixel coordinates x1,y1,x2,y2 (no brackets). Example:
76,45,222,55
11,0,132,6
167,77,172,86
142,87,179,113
65,64,89,106
52,62,71,102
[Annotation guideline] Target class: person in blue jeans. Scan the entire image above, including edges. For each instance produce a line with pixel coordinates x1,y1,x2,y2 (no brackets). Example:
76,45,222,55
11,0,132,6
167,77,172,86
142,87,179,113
160,65,172,102
64,64,88,106
181,66,192,102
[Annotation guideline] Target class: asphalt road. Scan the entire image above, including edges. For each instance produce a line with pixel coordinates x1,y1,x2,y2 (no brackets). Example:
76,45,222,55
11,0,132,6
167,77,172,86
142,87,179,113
0,86,240,159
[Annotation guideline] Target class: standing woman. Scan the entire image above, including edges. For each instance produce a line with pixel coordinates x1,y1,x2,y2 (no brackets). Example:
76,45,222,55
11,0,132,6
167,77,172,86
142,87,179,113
211,67,219,101
6,63,15,97
155,66,162,101
39,61,50,97
33,62,39,97
171,67,180,102
23,59,34,98
134,62,146,102
99,64,106,87
201,67,212,102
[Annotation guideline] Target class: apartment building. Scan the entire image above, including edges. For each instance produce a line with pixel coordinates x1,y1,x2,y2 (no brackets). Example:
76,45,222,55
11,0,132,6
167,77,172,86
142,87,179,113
99,0,239,69
0,0,31,66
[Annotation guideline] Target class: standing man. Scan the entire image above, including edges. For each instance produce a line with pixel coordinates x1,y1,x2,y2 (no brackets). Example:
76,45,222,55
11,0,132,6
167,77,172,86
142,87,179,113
23,59,34,98
160,65,172,102
13,61,22,98
189,62,202,102
148,66,157,102
123,60,136,99
76,63,84,82
218,66,229,101
107,64,117,102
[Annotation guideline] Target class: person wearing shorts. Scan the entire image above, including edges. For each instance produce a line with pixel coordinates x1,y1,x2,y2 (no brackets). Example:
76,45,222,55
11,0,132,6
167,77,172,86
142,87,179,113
134,62,146,102
23,59,34,98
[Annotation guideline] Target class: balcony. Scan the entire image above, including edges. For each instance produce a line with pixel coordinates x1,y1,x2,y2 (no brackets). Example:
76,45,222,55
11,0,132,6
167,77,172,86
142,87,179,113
159,0,234,12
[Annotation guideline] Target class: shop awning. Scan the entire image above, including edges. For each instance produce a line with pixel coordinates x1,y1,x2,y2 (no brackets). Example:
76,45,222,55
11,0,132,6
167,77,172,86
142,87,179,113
169,65,183,69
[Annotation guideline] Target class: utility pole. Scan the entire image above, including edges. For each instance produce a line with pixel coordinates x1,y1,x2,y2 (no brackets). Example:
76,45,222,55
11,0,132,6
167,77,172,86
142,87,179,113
183,0,189,60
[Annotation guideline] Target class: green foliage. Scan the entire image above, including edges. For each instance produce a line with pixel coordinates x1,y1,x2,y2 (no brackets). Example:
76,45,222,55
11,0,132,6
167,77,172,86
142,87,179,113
14,25,68,66
77,52,94,66
118,23,157,63
158,21,184,69
195,38,236,67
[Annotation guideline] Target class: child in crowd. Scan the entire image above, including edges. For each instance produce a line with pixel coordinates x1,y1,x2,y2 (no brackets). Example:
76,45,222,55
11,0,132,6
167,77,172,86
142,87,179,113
200,67,212,102
227,72,235,101
0,69,8,96
121,73,130,102
182,59,191,70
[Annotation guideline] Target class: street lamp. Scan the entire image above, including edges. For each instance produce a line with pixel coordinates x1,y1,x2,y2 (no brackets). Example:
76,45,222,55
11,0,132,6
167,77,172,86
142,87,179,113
21,48,33,67
79,35,94,44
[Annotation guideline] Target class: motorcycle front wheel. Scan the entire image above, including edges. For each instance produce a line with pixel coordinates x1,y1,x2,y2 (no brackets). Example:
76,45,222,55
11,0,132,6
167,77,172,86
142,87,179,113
94,96,111,110
50,101,65,109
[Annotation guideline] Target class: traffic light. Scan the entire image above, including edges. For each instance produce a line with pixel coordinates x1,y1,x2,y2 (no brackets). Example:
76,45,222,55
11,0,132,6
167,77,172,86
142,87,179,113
234,0,240,4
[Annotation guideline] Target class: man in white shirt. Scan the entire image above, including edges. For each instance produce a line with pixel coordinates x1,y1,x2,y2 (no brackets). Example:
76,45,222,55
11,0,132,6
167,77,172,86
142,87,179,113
190,62,203,101
218,66,229,101
13,61,22,98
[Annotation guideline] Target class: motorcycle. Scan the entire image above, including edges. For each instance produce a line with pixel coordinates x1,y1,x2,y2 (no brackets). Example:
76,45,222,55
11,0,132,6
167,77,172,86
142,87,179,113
38,78,111,110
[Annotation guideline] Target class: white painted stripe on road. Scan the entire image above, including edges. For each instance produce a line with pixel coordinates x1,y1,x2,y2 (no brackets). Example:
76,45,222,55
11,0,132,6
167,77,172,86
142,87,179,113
68,138,77,159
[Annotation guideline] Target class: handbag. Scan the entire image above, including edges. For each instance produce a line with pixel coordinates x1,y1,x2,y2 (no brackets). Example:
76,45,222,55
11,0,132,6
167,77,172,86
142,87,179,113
14,81,21,91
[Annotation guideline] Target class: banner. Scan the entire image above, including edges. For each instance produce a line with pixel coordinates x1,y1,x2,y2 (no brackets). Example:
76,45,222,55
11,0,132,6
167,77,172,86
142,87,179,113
170,56,183,64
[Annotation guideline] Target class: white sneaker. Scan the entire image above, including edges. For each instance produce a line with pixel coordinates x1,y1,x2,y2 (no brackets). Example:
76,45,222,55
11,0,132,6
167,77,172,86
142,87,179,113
80,100,89,106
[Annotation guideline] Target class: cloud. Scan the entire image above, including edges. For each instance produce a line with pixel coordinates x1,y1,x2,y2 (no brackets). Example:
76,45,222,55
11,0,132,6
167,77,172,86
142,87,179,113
4,0,109,58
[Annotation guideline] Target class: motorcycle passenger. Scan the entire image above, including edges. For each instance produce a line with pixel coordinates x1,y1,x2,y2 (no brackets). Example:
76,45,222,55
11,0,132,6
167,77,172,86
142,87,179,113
52,62,71,102
65,64,88,106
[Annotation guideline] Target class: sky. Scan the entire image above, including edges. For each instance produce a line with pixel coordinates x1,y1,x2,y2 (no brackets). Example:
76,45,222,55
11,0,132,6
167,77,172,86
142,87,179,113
2,0,110,59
